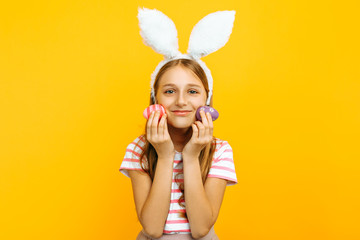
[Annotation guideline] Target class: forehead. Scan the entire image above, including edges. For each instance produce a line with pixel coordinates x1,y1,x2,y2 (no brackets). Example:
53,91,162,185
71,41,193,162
158,66,205,89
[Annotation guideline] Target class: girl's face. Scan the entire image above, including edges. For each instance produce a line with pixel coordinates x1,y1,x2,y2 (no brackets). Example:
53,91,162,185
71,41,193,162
156,66,207,129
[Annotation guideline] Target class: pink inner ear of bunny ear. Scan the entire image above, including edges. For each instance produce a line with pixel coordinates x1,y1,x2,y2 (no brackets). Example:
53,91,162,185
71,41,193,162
137,7,181,58
187,10,236,59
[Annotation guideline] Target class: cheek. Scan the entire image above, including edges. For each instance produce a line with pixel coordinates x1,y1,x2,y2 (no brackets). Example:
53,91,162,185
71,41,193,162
157,101,171,113
196,96,207,107
196,92,207,105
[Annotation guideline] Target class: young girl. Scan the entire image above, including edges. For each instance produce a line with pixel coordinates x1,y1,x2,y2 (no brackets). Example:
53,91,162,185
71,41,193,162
119,58,237,240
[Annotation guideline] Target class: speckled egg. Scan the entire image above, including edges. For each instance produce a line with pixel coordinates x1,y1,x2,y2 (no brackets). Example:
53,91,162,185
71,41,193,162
143,104,166,119
196,106,219,121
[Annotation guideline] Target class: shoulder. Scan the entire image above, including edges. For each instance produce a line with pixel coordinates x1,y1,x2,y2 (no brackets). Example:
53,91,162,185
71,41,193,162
125,134,147,155
209,137,237,186
120,134,148,178
213,137,232,155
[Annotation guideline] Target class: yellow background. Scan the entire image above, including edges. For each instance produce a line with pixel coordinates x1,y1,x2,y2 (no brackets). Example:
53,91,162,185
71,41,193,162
1,0,359,239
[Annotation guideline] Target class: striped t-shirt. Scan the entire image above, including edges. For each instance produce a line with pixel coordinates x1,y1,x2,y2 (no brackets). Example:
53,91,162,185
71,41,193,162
119,135,237,234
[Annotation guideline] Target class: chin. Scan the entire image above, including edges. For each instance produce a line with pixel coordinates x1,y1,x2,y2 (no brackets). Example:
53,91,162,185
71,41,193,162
168,118,194,129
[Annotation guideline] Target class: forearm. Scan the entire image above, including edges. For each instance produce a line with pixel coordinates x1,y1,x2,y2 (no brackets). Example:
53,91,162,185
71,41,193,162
140,157,173,237
183,156,214,238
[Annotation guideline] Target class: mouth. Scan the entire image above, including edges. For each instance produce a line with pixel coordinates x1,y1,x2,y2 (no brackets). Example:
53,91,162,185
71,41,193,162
172,110,192,116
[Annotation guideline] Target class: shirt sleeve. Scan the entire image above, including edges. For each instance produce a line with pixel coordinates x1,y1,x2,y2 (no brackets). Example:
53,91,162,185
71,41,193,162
207,141,238,186
119,135,147,178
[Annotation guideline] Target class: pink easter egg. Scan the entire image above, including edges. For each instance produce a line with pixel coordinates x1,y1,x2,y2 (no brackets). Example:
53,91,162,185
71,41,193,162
143,104,166,119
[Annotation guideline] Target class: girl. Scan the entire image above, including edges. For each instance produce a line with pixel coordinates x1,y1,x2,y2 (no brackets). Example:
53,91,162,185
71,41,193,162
119,58,237,239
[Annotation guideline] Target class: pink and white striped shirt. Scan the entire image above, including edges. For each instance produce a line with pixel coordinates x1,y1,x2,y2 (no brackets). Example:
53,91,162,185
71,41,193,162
119,135,237,234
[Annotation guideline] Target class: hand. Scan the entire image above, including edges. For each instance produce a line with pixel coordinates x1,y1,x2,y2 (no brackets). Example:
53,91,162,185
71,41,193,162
182,110,214,159
146,110,175,159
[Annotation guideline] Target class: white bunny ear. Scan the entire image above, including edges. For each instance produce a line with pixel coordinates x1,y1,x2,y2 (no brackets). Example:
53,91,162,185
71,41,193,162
187,10,236,59
137,7,181,59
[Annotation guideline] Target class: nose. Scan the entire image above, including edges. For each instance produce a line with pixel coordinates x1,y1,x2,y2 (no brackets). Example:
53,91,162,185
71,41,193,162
176,91,187,106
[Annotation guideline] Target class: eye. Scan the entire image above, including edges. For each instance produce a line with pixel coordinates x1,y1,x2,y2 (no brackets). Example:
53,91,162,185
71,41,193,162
189,90,199,94
164,89,199,94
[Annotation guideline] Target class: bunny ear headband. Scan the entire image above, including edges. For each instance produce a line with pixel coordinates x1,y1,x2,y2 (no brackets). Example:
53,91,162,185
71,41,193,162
137,7,236,106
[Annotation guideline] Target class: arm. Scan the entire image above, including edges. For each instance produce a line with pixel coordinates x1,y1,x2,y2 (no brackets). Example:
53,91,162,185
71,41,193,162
129,110,175,238
128,155,174,239
183,155,227,239
181,110,228,239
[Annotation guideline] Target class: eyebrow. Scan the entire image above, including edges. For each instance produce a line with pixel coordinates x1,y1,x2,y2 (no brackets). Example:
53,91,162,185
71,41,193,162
161,83,202,88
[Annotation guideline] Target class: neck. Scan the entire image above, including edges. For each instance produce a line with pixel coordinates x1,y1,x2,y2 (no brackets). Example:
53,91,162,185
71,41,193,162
168,125,193,152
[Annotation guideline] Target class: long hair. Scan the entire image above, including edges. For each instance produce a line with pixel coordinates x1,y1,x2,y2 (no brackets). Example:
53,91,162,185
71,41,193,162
139,58,217,219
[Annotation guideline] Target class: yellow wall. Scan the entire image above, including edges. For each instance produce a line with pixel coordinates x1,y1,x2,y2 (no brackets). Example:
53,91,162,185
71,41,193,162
1,0,359,239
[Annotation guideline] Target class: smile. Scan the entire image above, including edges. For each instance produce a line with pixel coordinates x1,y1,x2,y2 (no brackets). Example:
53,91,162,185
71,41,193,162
172,111,192,116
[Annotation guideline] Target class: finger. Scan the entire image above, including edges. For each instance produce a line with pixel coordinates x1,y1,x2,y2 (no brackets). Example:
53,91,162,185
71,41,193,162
200,111,210,140
192,123,199,139
200,110,209,128
206,112,213,137
147,111,156,138
195,121,205,139
151,111,161,136
158,113,166,138
164,114,171,139
206,112,214,129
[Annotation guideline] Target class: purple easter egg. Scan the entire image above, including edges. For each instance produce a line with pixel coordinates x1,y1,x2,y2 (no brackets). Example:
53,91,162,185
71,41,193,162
196,106,219,121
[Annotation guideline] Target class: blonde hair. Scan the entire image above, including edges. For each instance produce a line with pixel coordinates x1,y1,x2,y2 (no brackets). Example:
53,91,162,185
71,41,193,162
139,58,217,218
